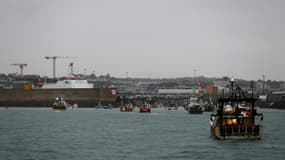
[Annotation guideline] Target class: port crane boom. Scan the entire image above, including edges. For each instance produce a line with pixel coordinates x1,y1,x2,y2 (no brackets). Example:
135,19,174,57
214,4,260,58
45,56,76,78
11,63,27,76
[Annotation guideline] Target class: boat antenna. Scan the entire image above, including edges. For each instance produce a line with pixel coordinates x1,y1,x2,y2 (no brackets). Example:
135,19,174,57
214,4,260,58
250,80,256,123
230,78,235,99
262,74,265,95
250,80,254,98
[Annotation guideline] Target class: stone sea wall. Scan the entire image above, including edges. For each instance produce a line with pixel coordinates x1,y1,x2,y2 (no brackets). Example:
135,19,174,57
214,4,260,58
0,88,117,107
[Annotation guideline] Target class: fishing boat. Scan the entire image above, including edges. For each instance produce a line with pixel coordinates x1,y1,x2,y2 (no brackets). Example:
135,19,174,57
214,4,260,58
119,96,134,112
103,104,113,109
136,97,151,113
139,98,151,113
139,104,151,113
120,103,134,112
187,96,203,114
95,101,104,109
165,100,177,110
52,97,67,111
210,79,264,140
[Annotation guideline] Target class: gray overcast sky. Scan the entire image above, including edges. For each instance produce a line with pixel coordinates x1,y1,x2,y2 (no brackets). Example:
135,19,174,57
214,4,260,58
0,0,284,80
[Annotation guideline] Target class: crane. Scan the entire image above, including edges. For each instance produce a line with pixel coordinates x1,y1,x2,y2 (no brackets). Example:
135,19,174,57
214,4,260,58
44,56,76,78
11,63,27,76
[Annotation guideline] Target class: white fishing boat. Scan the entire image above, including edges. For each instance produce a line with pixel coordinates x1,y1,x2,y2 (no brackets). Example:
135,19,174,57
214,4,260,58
187,96,203,114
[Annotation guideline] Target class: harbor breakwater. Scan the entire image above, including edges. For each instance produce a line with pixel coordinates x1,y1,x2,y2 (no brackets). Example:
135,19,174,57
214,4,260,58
0,88,117,107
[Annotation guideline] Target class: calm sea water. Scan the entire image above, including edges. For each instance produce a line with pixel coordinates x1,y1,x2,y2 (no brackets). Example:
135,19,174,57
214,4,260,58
0,108,284,160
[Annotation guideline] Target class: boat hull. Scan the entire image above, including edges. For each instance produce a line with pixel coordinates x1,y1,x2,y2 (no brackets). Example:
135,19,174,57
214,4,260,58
188,106,203,114
120,107,133,112
52,104,66,111
139,108,151,113
188,109,203,114
211,125,263,140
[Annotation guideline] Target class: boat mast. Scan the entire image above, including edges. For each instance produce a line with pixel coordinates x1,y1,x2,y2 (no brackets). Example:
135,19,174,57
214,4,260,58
251,80,255,124
262,74,265,95
230,78,235,107
193,69,197,95
194,69,197,85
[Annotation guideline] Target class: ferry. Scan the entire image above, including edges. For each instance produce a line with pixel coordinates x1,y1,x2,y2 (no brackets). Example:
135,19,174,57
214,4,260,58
42,78,93,89
210,79,264,140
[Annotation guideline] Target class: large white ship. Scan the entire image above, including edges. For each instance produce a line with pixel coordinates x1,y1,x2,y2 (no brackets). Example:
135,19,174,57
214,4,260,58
42,78,94,89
